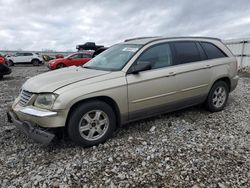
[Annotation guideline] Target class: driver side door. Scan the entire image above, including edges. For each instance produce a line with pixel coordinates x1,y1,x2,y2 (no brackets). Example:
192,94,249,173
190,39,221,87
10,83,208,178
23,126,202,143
14,53,25,63
126,43,179,120
72,54,86,66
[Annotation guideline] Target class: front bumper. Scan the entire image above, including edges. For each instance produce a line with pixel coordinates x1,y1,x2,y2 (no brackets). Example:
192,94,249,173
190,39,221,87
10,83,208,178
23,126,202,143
47,63,55,70
7,110,55,145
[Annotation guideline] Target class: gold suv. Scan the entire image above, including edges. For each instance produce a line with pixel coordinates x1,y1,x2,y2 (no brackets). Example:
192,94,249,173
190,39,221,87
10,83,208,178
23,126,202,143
7,37,239,146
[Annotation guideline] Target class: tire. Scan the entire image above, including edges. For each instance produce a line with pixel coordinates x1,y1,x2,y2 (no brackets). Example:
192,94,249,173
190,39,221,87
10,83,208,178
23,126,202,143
206,81,229,112
32,59,40,66
56,63,65,69
8,60,14,66
67,100,116,147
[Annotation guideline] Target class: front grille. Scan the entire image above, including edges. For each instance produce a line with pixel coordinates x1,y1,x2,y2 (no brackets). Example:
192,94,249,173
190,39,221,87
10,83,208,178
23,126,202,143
19,90,33,106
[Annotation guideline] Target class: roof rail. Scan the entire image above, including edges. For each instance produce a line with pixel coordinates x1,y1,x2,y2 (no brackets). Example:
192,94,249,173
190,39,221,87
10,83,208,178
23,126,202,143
124,36,222,44
124,36,161,42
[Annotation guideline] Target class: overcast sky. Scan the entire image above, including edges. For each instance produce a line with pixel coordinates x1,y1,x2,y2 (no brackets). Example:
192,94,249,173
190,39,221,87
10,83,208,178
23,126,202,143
0,0,250,51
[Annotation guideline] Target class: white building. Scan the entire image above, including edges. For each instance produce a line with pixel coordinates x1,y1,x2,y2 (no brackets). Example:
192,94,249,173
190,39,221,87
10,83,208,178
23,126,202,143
224,38,250,68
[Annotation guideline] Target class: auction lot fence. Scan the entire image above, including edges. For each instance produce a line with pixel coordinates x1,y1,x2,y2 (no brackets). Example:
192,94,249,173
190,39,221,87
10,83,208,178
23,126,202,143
225,39,250,68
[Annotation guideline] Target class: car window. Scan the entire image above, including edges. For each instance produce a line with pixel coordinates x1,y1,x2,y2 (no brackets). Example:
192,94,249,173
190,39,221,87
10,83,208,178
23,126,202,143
136,43,173,69
16,53,23,56
24,53,33,56
172,41,201,65
200,42,227,59
82,54,92,58
70,54,82,59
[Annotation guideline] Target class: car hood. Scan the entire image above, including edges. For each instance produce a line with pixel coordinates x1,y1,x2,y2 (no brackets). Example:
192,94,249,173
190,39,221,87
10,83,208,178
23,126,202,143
23,66,111,93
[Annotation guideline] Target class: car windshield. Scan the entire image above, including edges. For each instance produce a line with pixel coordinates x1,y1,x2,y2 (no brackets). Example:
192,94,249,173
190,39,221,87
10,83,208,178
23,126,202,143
83,44,142,71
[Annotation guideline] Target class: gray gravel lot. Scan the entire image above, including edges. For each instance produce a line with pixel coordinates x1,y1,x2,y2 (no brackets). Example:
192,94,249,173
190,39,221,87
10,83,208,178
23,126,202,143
0,65,249,187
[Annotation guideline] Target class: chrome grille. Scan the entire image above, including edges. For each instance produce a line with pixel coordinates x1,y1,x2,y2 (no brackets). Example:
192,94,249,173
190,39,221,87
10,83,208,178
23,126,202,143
19,90,33,106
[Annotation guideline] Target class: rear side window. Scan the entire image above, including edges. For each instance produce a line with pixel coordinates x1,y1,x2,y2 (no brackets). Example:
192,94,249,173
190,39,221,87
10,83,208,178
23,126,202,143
200,42,227,59
172,41,201,65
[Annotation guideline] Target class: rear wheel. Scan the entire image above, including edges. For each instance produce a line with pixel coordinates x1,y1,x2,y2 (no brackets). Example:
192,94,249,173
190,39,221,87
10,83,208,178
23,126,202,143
206,81,229,112
32,59,40,66
67,100,116,147
56,63,65,69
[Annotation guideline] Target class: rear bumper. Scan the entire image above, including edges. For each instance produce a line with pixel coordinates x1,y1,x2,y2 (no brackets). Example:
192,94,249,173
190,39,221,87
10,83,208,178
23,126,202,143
7,110,55,145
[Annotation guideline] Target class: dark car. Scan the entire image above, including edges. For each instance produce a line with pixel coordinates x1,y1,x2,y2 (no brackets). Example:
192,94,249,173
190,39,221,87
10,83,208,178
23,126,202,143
92,47,108,57
0,56,11,79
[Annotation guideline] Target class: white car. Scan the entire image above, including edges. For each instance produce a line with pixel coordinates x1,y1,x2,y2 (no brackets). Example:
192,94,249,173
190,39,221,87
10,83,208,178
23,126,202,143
8,52,43,66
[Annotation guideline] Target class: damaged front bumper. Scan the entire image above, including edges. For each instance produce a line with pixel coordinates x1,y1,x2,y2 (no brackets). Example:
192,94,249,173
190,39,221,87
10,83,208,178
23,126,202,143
7,110,55,145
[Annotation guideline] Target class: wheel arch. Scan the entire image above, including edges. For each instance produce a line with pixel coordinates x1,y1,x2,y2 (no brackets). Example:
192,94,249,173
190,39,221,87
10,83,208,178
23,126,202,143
31,58,41,62
65,96,121,129
56,62,66,68
211,76,231,92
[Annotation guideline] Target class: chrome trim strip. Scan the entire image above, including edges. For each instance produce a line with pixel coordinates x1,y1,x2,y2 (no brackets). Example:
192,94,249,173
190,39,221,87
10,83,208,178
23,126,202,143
181,84,208,92
20,107,57,117
131,91,177,103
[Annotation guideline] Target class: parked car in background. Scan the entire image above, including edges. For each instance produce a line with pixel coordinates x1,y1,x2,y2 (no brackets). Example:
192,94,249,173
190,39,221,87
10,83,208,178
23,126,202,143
42,55,54,62
8,52,43,66
76,42,104,51
92,47,108,57
7,37,238,146
0,55,11,79
55,54,64,59
48,51,93,70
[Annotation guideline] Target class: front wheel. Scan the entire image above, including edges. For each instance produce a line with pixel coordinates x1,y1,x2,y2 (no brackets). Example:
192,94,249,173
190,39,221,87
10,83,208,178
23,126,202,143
56,63,65,69
206,81,229,112
8,60,14,66
67,100,116,147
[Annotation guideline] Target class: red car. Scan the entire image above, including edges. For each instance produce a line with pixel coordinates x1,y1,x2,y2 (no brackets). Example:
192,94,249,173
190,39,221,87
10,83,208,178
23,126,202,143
48,52,93,70
0,56,11,79
0,56,5,64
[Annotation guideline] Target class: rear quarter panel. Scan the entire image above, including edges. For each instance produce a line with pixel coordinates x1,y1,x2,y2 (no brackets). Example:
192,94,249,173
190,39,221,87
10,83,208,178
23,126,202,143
207,56,237,91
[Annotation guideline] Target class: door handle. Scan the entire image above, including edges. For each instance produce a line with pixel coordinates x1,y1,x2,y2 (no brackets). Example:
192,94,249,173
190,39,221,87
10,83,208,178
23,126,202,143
168,72,176,76
204,65,211,69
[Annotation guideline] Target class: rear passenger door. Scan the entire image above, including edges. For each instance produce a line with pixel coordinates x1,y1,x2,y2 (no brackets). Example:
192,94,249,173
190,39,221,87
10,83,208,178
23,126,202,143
169,41,212,102
24,53,33,63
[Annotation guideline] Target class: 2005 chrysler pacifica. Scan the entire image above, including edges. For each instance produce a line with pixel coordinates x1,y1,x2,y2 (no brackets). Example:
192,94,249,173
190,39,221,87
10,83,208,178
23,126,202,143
7,37,239,146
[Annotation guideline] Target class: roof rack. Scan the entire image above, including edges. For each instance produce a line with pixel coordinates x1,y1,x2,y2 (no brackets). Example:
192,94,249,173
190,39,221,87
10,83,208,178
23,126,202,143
165,36,222,41
124,36,161,42
124,36,222,44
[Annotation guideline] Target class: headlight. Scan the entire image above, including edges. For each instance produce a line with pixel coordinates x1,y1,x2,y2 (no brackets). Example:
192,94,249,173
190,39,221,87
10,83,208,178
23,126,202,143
34,93,58,110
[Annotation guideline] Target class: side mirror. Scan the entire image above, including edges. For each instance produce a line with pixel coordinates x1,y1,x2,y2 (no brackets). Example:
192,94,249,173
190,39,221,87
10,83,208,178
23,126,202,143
128,62,151,74
67,57,72,60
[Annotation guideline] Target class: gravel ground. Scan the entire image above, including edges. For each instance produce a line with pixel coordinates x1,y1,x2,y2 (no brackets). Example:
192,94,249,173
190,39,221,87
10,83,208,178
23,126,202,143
0,65,249,188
